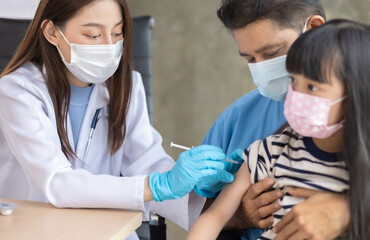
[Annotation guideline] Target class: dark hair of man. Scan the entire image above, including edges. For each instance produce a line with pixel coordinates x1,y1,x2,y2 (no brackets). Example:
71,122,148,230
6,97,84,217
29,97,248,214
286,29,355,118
217,0,326,32
286,19,370,240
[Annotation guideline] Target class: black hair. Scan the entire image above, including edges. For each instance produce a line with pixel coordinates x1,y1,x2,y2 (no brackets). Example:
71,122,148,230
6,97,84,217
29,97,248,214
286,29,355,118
286,19,370,240
217,0,326,32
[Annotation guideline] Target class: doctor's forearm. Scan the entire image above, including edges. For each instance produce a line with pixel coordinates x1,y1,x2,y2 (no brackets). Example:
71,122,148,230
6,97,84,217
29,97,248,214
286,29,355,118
144,176,154,201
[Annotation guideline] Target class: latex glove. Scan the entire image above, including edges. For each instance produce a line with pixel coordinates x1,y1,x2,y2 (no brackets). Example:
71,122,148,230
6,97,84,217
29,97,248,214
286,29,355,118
225,148,244,175
194,148,244,198
193,169,234,198
149,145,226,202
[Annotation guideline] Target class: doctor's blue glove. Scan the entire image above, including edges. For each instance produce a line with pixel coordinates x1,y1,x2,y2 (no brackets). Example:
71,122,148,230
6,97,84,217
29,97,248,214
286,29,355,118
193,169,234,198
149,145,226,202
194,148,244,198
225,148,244,174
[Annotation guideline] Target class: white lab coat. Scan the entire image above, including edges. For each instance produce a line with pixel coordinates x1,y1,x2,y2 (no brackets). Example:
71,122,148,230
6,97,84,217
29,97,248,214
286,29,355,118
0,62,205,239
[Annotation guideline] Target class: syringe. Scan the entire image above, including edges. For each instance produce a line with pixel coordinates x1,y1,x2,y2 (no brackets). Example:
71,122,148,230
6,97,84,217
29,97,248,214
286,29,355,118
170,142,242,164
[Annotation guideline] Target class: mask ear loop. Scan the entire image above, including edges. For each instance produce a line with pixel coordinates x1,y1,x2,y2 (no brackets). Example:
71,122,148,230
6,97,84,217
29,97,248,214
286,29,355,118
329,95,348,125
55,27,71,61
56,27,71,46
302,17,310,33
330,95,348,106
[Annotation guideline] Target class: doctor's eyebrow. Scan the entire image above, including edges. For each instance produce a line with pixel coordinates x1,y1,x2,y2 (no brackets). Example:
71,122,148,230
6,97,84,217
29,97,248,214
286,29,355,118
81,20,124,28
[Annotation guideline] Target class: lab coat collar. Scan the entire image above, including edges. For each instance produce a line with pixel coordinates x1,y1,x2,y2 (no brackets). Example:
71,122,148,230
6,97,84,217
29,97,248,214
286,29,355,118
91,82,109,109
38,63,110,109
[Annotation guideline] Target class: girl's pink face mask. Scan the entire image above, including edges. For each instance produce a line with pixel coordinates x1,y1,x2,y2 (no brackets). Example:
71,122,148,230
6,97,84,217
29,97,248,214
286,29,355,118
284,85,347,139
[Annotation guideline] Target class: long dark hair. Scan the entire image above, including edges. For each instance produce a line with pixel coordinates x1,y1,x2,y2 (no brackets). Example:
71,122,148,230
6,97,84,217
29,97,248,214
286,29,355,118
0,0,133,159
286,19,370,239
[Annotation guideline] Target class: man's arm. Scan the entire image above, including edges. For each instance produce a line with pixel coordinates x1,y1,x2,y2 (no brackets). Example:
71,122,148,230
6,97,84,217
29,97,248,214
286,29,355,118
273,187,349,240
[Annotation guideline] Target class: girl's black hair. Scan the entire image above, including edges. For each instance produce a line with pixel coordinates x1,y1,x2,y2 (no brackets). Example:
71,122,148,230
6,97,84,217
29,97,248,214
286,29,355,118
286,19,370,239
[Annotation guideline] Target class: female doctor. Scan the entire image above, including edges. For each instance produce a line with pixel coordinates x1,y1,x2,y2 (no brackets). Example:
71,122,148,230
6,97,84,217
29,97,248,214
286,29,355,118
0,0,236,238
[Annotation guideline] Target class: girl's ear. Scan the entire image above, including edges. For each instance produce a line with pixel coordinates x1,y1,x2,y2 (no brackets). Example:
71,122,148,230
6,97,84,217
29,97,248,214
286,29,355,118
306,15,325,31
42,20,60,47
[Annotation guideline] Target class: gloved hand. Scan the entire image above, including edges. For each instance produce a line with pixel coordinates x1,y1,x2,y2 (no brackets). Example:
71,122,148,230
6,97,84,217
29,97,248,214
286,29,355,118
194,148,244,198
225,148,244,175
149,145,226,202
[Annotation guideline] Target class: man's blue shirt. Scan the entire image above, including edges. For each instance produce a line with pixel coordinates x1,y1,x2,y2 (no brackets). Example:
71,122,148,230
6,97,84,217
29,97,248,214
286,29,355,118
203,89,285,154
202,89,286,240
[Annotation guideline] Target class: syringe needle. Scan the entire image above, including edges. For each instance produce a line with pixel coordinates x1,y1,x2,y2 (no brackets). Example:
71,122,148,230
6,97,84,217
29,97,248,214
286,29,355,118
170,142,242,165
170,142,191,151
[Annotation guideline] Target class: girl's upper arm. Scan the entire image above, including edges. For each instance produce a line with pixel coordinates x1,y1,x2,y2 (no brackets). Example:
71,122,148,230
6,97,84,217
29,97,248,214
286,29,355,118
206,161,252,225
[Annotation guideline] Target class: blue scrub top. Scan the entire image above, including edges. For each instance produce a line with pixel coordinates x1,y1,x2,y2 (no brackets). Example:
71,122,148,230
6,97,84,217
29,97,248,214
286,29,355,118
202,89,286,240
69,84,94,148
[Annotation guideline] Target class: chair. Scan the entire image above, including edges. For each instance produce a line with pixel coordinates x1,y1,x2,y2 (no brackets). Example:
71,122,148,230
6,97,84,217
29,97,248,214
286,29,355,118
132,16,167,240
0,16,166,240
132,16,154,125
0,18,30,73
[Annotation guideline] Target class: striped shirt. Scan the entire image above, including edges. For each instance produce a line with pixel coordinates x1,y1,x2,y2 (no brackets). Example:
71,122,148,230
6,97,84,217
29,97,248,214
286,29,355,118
243,127,349,240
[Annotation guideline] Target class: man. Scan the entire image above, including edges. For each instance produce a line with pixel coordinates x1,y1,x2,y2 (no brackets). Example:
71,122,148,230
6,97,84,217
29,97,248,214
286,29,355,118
202,0,350,239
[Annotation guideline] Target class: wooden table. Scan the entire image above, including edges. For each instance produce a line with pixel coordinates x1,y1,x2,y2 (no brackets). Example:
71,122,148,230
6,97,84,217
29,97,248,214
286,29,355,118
0,198,142,240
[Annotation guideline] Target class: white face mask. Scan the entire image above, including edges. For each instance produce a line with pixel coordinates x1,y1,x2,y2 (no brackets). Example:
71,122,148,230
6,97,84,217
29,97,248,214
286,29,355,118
247,17,311,102
56,28,124,84
248,55,291,101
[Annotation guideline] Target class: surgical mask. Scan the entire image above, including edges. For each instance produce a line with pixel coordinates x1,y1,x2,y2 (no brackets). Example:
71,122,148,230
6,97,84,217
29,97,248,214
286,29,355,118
248,55,291,101
247,18,311,102
284,85,347,139
56,28,123,84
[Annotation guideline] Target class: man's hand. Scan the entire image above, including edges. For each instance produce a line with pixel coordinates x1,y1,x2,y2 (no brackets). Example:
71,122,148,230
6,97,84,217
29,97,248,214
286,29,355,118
224,178,283,229
273,187,349,240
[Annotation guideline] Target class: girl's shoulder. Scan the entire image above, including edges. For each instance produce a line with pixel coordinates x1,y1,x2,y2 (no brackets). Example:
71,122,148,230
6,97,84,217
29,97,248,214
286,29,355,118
244,127,306,172
248,126,304,156
270,126,302,143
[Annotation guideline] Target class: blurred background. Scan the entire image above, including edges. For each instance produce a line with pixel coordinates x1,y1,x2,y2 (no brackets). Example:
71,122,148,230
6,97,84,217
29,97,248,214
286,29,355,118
127,0,370,239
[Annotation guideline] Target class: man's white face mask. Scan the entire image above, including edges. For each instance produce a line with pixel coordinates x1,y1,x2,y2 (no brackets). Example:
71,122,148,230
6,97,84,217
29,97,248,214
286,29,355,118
248,18,310,102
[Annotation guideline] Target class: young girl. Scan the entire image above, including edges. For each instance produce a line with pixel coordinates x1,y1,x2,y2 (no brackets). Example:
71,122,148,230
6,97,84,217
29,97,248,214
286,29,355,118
187,19,370,240
0,0,235,238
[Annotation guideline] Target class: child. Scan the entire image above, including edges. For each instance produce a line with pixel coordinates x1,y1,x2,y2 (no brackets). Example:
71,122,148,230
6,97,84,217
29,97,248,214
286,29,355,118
187,19,370,240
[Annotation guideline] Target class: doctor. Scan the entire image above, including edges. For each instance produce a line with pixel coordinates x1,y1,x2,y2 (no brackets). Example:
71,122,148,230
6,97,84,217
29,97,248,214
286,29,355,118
0,0,236,239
